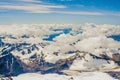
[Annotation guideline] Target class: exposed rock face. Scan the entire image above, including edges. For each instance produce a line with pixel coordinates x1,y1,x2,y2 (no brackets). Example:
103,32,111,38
107,71,120,79
0,53,24,76
0,49,120,76
112,54,120,62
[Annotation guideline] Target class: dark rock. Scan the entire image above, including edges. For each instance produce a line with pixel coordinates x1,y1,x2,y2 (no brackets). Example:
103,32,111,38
0,53,24,76
107,71,120,79
112,54,120,62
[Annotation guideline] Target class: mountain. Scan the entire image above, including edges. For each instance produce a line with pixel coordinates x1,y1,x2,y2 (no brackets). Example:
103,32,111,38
0,23,120,79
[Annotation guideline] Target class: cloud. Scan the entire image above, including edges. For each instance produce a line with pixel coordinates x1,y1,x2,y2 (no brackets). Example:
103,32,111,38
0,1,104,15
0,3,66,13
110,13,120,16
20,0,42,3
0,1,105,16
0,1,120,16
59,0,73,1
55,11,104,15
0,3,109,16
17,0,42,3
0,0,66,13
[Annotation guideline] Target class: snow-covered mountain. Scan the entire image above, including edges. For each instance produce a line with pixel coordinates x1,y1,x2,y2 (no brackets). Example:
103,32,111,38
0,23,120,79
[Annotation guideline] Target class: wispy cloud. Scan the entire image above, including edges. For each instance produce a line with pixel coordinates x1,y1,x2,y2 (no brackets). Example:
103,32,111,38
0,0,120,16
0,1,66,13
0,3,104,15
59,0,73,1
110,13,120,16
20,0,42,3
0,1,103,15
55,11,104,15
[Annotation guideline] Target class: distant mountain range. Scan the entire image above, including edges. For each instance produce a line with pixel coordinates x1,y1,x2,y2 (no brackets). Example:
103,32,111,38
0,23,120,76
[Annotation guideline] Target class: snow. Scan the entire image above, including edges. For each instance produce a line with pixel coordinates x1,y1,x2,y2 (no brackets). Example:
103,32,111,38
69,54,118,71
12,72,117,80
75,35,120,54
69,59,87,70
0,23,120,79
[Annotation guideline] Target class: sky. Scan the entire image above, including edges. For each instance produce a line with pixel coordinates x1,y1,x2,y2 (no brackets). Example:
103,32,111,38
0,0,120,25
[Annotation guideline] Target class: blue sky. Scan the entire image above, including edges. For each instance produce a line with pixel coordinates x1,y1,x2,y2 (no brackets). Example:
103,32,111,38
0,0,120,25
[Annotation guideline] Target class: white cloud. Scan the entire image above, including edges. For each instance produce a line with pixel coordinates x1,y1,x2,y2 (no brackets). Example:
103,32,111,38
20,0,42,3
0,0,66,13
0,4,66,13
60,0,73,1
0,3,104,15
0,1,120,16
0,4,104,15
111,13,120,16
0,1,103,15
55,11,104,15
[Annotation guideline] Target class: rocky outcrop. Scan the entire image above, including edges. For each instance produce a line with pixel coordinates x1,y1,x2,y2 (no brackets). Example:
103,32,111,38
0,53,24,76
112,53,120,62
